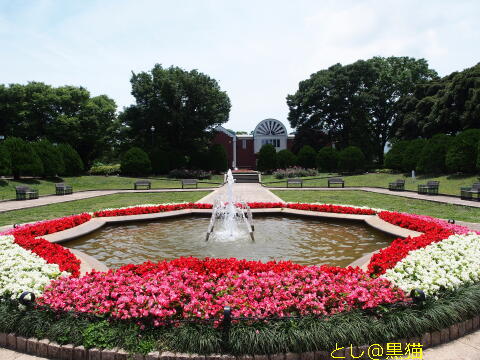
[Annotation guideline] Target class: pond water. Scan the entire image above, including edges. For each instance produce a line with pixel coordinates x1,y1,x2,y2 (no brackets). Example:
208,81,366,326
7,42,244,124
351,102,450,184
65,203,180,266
65,215,393,268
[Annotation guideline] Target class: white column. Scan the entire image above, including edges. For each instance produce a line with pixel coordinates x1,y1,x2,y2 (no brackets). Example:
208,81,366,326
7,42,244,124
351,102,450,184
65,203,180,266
232,136,237,169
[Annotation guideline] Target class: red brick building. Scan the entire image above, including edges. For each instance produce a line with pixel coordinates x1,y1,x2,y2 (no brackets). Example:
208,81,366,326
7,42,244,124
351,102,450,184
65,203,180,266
213,118,295,169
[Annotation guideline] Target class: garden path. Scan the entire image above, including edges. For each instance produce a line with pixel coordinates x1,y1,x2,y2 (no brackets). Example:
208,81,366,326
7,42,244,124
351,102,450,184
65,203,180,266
0,348,47,359
197,183,283,203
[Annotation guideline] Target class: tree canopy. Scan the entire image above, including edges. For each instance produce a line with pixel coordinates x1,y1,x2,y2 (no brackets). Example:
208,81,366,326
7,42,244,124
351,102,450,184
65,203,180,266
119,64,231,159
287,56,437,164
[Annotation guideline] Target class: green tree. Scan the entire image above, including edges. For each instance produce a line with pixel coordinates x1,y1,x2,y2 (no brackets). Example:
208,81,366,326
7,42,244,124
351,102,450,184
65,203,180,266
401,139,427,172
276,149,297,169
397,62,480,138
33,140,65,177
445,129,480,173
151,148,170,174
416,134,452,174
287,57,437,164
384,140,410,171
209,144,228,173
121,147,151,176
477,141,480,172
257,144,277,173
119,64,231,160
316,147,339,172
0,144,11,176
297,145,317,168
4,137,43,179
338,146,365,172
58,144,84,176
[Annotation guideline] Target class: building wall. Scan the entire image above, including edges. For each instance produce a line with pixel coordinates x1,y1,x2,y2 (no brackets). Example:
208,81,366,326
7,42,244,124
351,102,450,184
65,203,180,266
236,138,256,169
212,131,234,168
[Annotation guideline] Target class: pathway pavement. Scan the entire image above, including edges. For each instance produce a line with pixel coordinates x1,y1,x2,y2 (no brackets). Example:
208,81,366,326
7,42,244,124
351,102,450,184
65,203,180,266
271,186,480,208
198,183,284,203
0,348,47,359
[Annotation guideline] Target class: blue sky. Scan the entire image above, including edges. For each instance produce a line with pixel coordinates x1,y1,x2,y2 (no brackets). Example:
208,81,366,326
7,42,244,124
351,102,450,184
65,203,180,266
1,0,479,132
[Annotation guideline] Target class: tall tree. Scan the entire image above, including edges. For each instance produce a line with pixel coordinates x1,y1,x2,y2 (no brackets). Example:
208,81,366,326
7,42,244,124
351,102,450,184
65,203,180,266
287,57,437,164
119,64,231,159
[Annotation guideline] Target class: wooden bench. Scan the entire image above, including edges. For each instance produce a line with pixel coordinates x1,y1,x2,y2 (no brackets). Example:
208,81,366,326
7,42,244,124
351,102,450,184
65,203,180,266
55,183,73,195
388,179,405,191
328,177,344,188
287,178,303,188
134,180,151,190
181,179,198,189
460,183,480,201
418,181,440,195
15,186,39,200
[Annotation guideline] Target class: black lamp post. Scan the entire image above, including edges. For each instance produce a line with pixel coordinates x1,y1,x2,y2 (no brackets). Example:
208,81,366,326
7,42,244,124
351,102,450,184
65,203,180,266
150,125,155,148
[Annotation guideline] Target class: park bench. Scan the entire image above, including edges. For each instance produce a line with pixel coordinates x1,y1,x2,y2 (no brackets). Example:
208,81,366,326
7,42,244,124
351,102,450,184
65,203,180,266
388,179,405,191
287,178,303,188
460,183,480,201
15,186,39,201
134,180,151,190
181,179,198,189
418,181,440,195
327,177,344,188
55,183,73,195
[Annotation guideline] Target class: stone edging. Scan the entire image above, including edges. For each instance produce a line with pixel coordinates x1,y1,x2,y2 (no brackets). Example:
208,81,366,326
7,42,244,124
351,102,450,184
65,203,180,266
1,315,479,360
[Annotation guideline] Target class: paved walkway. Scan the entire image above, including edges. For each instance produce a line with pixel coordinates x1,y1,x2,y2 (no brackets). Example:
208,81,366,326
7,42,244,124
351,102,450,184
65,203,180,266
198,183,284,203
271,186,480,208
0,348,47,359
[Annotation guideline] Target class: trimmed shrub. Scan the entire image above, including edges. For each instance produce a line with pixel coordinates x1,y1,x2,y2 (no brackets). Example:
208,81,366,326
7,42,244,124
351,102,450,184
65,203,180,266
33,140,65,177
121,147,151,176
273,167,317,179
384,140,409,171
58,144,84,176
316,147,339,172
168,169,211,180
0,144,11,176
189,150,210,171
88,164,121,176
338,146,365,172
4,137,43,179
257,144,277,173
416,134,452,174
401,139,427,172
446,129,480,173
209,144,228,173
276,150,297,169
168,151,188,170
151,149,170,174
297,145,317,169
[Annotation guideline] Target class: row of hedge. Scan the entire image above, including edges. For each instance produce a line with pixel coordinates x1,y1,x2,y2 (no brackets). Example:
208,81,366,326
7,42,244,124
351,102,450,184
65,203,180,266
258,144,366,173
385,130,480,174
0,138,84,179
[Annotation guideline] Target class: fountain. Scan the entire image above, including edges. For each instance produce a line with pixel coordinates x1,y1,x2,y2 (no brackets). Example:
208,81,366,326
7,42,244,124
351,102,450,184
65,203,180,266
205,169,254,242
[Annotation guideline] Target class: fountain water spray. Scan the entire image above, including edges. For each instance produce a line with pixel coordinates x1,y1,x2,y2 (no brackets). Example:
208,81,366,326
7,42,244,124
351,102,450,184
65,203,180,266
206,169,254,241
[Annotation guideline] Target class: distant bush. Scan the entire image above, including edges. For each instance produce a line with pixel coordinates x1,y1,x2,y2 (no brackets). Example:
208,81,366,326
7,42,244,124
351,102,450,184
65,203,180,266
477,141,480,173
338,146,365,172
401,139,427,172
416,134,452,174
276,149,297,169
4,137,43,179
446,129,480,173
273,167,317,179
316,147,339,172
33,140,65,177
257,144,277,173
384,140,410,171
168,151,188,169
88,164,121,176
120,147,151,176
297,145,317,168
209,144,228,173
58,144,84,176
189,150,210,171
0,144,11,176
168,168,211,180
151,149,171,174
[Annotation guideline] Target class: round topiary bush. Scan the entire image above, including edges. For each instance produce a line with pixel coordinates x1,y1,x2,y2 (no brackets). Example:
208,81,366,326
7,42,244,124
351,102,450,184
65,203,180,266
33,140,65,177
257,144,277,173
4,137,43,179
121,147,152,176
276,149,297,169
401,139,426,172
316,147,339,172
416,134,452,174
446,129,480,173
58,144,84,177
0,143,11,176
297,145,317,169
384,140,409,171
338,146,365,172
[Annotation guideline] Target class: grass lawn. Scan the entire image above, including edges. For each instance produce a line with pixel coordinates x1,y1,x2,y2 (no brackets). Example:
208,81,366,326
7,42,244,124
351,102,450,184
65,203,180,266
0,191,210,226
0,175,223,201
265,172,480,196
273,190,480,223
